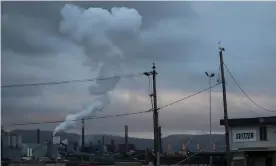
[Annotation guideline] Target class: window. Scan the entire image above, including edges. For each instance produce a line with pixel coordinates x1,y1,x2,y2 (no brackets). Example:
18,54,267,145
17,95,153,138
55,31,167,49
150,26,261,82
260,126,267,141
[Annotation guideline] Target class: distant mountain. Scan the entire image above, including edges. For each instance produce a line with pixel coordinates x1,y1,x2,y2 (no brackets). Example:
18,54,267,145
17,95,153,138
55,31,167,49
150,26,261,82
9,130,225,152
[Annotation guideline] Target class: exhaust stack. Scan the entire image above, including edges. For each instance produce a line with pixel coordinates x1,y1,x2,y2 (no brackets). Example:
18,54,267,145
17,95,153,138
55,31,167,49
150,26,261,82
125,125,128,152
37,129,40,144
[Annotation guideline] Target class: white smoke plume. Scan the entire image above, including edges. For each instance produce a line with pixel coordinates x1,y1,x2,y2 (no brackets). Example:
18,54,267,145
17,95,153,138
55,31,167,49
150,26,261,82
53,4,142,136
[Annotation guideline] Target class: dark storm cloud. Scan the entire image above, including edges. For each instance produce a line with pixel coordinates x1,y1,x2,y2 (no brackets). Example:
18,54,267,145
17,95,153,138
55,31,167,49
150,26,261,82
1,1,198,60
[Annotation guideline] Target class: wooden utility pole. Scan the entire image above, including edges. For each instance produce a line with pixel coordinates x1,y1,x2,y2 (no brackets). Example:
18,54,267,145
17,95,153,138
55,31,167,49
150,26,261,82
219,46,231,166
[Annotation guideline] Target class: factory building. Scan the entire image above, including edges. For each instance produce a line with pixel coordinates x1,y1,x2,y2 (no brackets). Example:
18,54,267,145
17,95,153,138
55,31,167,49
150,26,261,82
220,116,276,166
1,131,22,161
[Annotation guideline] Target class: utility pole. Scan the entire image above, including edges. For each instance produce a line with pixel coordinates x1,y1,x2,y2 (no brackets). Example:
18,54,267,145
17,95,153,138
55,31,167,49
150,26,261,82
144,63,160,166
82,118,84,152
219,45,231,166
152,63,160,166
159,126,162,154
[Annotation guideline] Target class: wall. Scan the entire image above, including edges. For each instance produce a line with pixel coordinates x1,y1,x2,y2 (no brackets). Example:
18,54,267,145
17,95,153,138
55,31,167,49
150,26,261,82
2,147,22,161
230,125,276,151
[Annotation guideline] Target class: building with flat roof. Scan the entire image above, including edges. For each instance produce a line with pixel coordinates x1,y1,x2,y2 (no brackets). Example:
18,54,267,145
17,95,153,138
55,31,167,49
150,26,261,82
220,116,276,166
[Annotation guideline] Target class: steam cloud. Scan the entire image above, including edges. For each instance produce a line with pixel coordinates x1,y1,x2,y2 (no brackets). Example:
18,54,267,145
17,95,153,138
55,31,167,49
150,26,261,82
53,4,142,136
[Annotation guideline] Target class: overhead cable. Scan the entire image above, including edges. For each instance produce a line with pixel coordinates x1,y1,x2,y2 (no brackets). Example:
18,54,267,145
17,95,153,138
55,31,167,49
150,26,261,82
4,84,220,127
1,73,144,88
224,63,276,112
158,82,221,110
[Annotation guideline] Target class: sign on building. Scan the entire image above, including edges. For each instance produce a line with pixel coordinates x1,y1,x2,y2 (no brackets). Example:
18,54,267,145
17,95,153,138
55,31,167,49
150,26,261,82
232,129,257,142
53,136,61,144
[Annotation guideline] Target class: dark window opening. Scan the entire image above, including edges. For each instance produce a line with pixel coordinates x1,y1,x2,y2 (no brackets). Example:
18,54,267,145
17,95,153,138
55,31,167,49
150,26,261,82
260,126,267,141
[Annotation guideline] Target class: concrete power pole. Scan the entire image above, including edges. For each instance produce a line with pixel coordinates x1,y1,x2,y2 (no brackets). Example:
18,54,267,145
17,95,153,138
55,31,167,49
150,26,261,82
159,126,162,155
152,63,160,166
219,45,231,166
144,63,160,166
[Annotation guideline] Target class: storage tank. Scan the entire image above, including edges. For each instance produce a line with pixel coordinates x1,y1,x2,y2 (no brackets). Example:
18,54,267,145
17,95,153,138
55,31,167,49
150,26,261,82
11,135,17,148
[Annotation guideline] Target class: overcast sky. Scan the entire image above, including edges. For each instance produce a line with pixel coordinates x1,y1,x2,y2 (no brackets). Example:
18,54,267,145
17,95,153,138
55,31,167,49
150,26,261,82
1,1,276,139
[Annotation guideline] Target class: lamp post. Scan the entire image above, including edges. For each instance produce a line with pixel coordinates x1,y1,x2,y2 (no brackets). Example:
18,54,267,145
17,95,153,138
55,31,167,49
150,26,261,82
205,72,215,136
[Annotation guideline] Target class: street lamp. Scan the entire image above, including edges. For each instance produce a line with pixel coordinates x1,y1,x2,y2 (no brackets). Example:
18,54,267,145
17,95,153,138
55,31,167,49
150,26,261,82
205,72,215,136
205,72,215,166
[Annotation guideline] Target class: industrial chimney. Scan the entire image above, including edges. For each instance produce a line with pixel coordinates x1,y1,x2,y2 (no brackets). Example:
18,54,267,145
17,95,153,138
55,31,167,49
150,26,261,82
197,143,200,151
213,143,216,151
97,140,101,146
37,129,40,144
125,125,128,152
111,140,115,152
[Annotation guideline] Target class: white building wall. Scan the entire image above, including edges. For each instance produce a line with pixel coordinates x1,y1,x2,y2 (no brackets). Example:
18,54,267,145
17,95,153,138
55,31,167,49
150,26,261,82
230,125,276,151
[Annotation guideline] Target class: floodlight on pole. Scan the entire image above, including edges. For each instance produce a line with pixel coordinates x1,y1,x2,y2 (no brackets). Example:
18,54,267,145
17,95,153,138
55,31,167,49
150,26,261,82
205,72,215,165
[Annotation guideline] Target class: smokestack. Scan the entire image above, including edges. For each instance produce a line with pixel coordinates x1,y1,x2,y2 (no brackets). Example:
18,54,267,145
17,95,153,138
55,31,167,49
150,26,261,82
98,140,101,146
125,125,128,152
81,119,84,151
213,143,216,151
37,129,40,144
111,140,115,152
167,143,172,155
111,140,115,146
197,143,200,151
182,143,187,156
46,141,53,158
74,142,78,151
102,136,105,155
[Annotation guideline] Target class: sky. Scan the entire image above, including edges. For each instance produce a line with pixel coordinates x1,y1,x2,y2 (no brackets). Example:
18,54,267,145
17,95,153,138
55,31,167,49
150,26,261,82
1,1,276,139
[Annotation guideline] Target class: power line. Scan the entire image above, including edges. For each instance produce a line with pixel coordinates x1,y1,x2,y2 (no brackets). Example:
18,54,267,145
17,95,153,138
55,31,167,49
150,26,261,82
4,109,153,127
225,80,261,116
224,63,276,112
1,73,144,88
158,82,221,110
4,84,221,127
